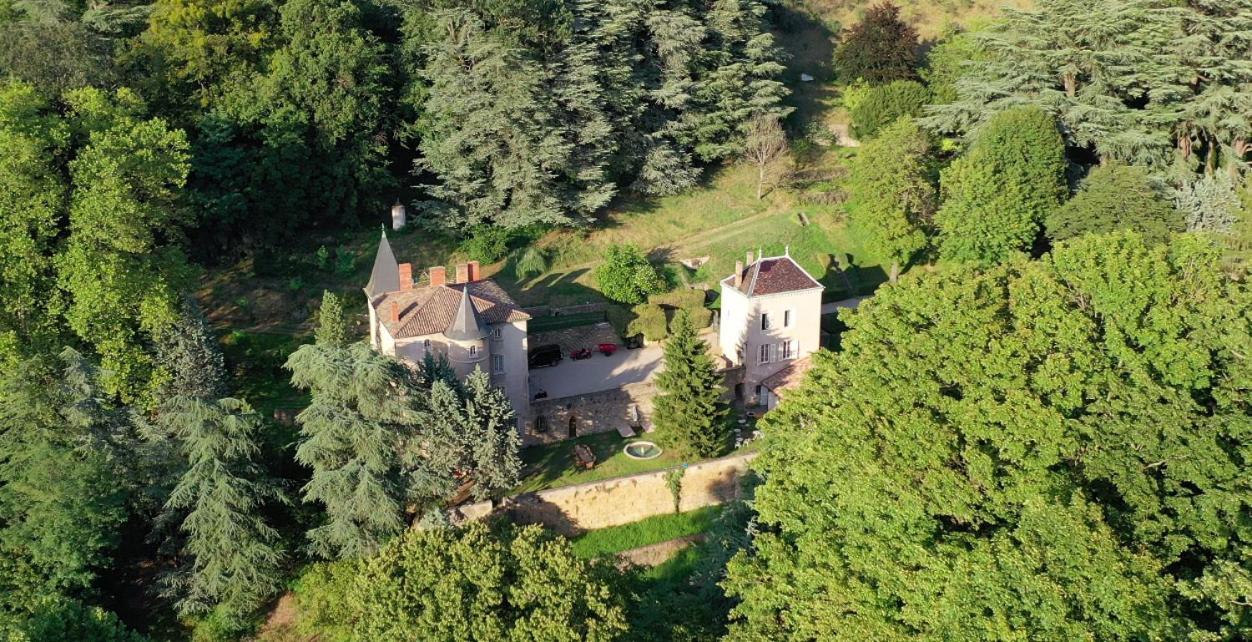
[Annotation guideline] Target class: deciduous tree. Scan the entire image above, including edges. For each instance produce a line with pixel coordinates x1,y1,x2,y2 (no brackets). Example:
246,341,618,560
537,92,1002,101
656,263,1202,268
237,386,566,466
725,232,1252,640
935,106,1066,264
742,115,786,200
594,244,665,305
833,2,918,84
845,117,934,282
350,521,628,642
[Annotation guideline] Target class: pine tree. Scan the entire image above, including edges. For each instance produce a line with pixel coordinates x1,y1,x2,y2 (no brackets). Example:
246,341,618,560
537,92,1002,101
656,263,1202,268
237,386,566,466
424,369,521,501
158,397,284,621
314,290,348,347
0,350,131,614
287,341,436,558
1047,163,1182,244
653,310,726,459
151,296,227,403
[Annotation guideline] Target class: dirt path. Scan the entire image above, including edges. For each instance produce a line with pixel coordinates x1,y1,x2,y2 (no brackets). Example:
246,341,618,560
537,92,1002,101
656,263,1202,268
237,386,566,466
616,534,706,568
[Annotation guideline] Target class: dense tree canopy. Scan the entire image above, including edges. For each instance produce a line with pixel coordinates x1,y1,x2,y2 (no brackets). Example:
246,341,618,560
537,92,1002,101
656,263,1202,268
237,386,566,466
935,106,1067,264
351,521,628,642
725,232,1252,640
833,2,918,84
1047,163,1182,244
845,117,934,281
653,310,727,459
849,79,928,140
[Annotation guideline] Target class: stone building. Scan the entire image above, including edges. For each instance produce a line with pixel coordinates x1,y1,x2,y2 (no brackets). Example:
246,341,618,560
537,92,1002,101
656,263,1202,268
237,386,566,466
363,232,532,428
718,251,824,405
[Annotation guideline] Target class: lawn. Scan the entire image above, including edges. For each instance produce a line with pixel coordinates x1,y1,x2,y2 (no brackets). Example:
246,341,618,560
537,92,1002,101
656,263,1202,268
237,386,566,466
569,506,722,559
526,311,608,333
513,432,687,494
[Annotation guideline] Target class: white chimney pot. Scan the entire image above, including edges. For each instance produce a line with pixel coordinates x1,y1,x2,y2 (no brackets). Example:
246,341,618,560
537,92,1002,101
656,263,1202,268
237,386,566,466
391,201,407,230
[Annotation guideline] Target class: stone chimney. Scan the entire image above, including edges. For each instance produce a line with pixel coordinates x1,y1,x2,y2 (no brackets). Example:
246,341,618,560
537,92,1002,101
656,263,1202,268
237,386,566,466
733,260,744,288
391,201,406,231
467,260,481,282
430,266,446,287
390,301,400,323
398,263,413,290
455,263,469,284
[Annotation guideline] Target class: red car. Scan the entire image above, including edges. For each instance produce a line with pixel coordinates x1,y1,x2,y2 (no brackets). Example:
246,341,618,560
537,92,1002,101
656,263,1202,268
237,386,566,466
570,348,592,360
597,343,618,356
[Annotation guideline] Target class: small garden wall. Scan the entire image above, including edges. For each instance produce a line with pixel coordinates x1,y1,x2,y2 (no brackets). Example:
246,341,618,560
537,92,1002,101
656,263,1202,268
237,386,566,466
500,451,757,533
525,380,658,446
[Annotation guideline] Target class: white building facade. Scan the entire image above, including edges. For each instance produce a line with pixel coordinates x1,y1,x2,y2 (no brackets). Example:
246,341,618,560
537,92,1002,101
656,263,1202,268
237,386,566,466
718,251,823,406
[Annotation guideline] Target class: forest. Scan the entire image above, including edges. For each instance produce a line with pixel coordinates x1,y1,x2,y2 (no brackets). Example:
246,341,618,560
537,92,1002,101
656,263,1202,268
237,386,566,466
0,0,1250,640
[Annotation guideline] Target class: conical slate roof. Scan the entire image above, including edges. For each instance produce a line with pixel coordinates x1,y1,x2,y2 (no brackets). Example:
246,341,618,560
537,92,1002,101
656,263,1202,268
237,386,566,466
364,229,400,298
444,287,486,341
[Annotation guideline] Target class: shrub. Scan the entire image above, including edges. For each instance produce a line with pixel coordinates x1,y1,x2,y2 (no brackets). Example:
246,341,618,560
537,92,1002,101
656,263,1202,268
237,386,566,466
628,304,668,342
459,226,512,263
850,80,930,139
650,288,712,329
606,304,636,337
594,244,666,304
513,245,548,280
291,561,358,642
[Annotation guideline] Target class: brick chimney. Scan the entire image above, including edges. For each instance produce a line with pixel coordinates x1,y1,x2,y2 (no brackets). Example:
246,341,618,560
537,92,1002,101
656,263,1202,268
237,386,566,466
429,266,446,287
455,263,469,284
398,263,413,290
733,260,744,288
467,260,481,282
390,301,399,323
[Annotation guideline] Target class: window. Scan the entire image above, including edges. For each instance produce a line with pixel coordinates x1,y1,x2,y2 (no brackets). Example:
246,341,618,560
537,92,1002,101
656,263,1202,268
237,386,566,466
469,344,479,357
758,343,773,365
761,313,772,331
781,340,794,360
784,309,792,328
490,326,502,340
491,354,504,374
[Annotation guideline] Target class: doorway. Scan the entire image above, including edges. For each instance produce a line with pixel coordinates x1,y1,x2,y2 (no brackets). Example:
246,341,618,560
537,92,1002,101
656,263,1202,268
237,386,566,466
567,415,577,439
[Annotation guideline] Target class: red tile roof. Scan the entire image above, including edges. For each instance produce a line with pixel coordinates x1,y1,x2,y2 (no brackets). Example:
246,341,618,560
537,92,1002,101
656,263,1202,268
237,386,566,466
761,356,814,394
724,256,822,297
374,280,529,339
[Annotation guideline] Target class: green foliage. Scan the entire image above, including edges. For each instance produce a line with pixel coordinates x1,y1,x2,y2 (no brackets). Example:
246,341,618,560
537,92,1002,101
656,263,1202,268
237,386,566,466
627,304,668,342
834,2,919,84
594,244,665,305
724,233,1252,640
0,350,131,616
158,397,284,621
513,245,548,280
649,289,711,329
1176,172,1242,234
314,291,348,347
459,226,513,263
845,117,934,281
423,369,522,501
289,561,357,642
936,106,1066,264
570,504,720,559
286,342,431,558
665,468,684,513
58,86,193,401
653,311,727,459
0,13,117,97
927,0,1252,173
349,521,629,642
1047,163,1182,244
849,80,929,139
128,0,277,119
920,29,984,105
4,599,150,642
0,82,68,365
151,296,227,402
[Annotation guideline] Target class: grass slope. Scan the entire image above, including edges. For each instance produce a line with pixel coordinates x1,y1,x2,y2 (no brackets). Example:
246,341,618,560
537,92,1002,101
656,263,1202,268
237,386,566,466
569,506,721,559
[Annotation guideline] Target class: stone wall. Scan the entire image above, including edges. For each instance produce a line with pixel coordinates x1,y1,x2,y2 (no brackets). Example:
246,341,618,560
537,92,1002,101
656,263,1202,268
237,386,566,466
524,380,658,446
503,451,758,534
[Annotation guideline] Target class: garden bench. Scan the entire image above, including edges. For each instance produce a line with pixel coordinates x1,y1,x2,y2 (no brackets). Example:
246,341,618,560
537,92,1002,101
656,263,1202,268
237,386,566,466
573,444,597,470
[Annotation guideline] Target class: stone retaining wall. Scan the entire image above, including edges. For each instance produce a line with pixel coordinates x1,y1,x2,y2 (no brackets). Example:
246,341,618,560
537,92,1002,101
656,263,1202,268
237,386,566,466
503,451,758,533
524,380,658,446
